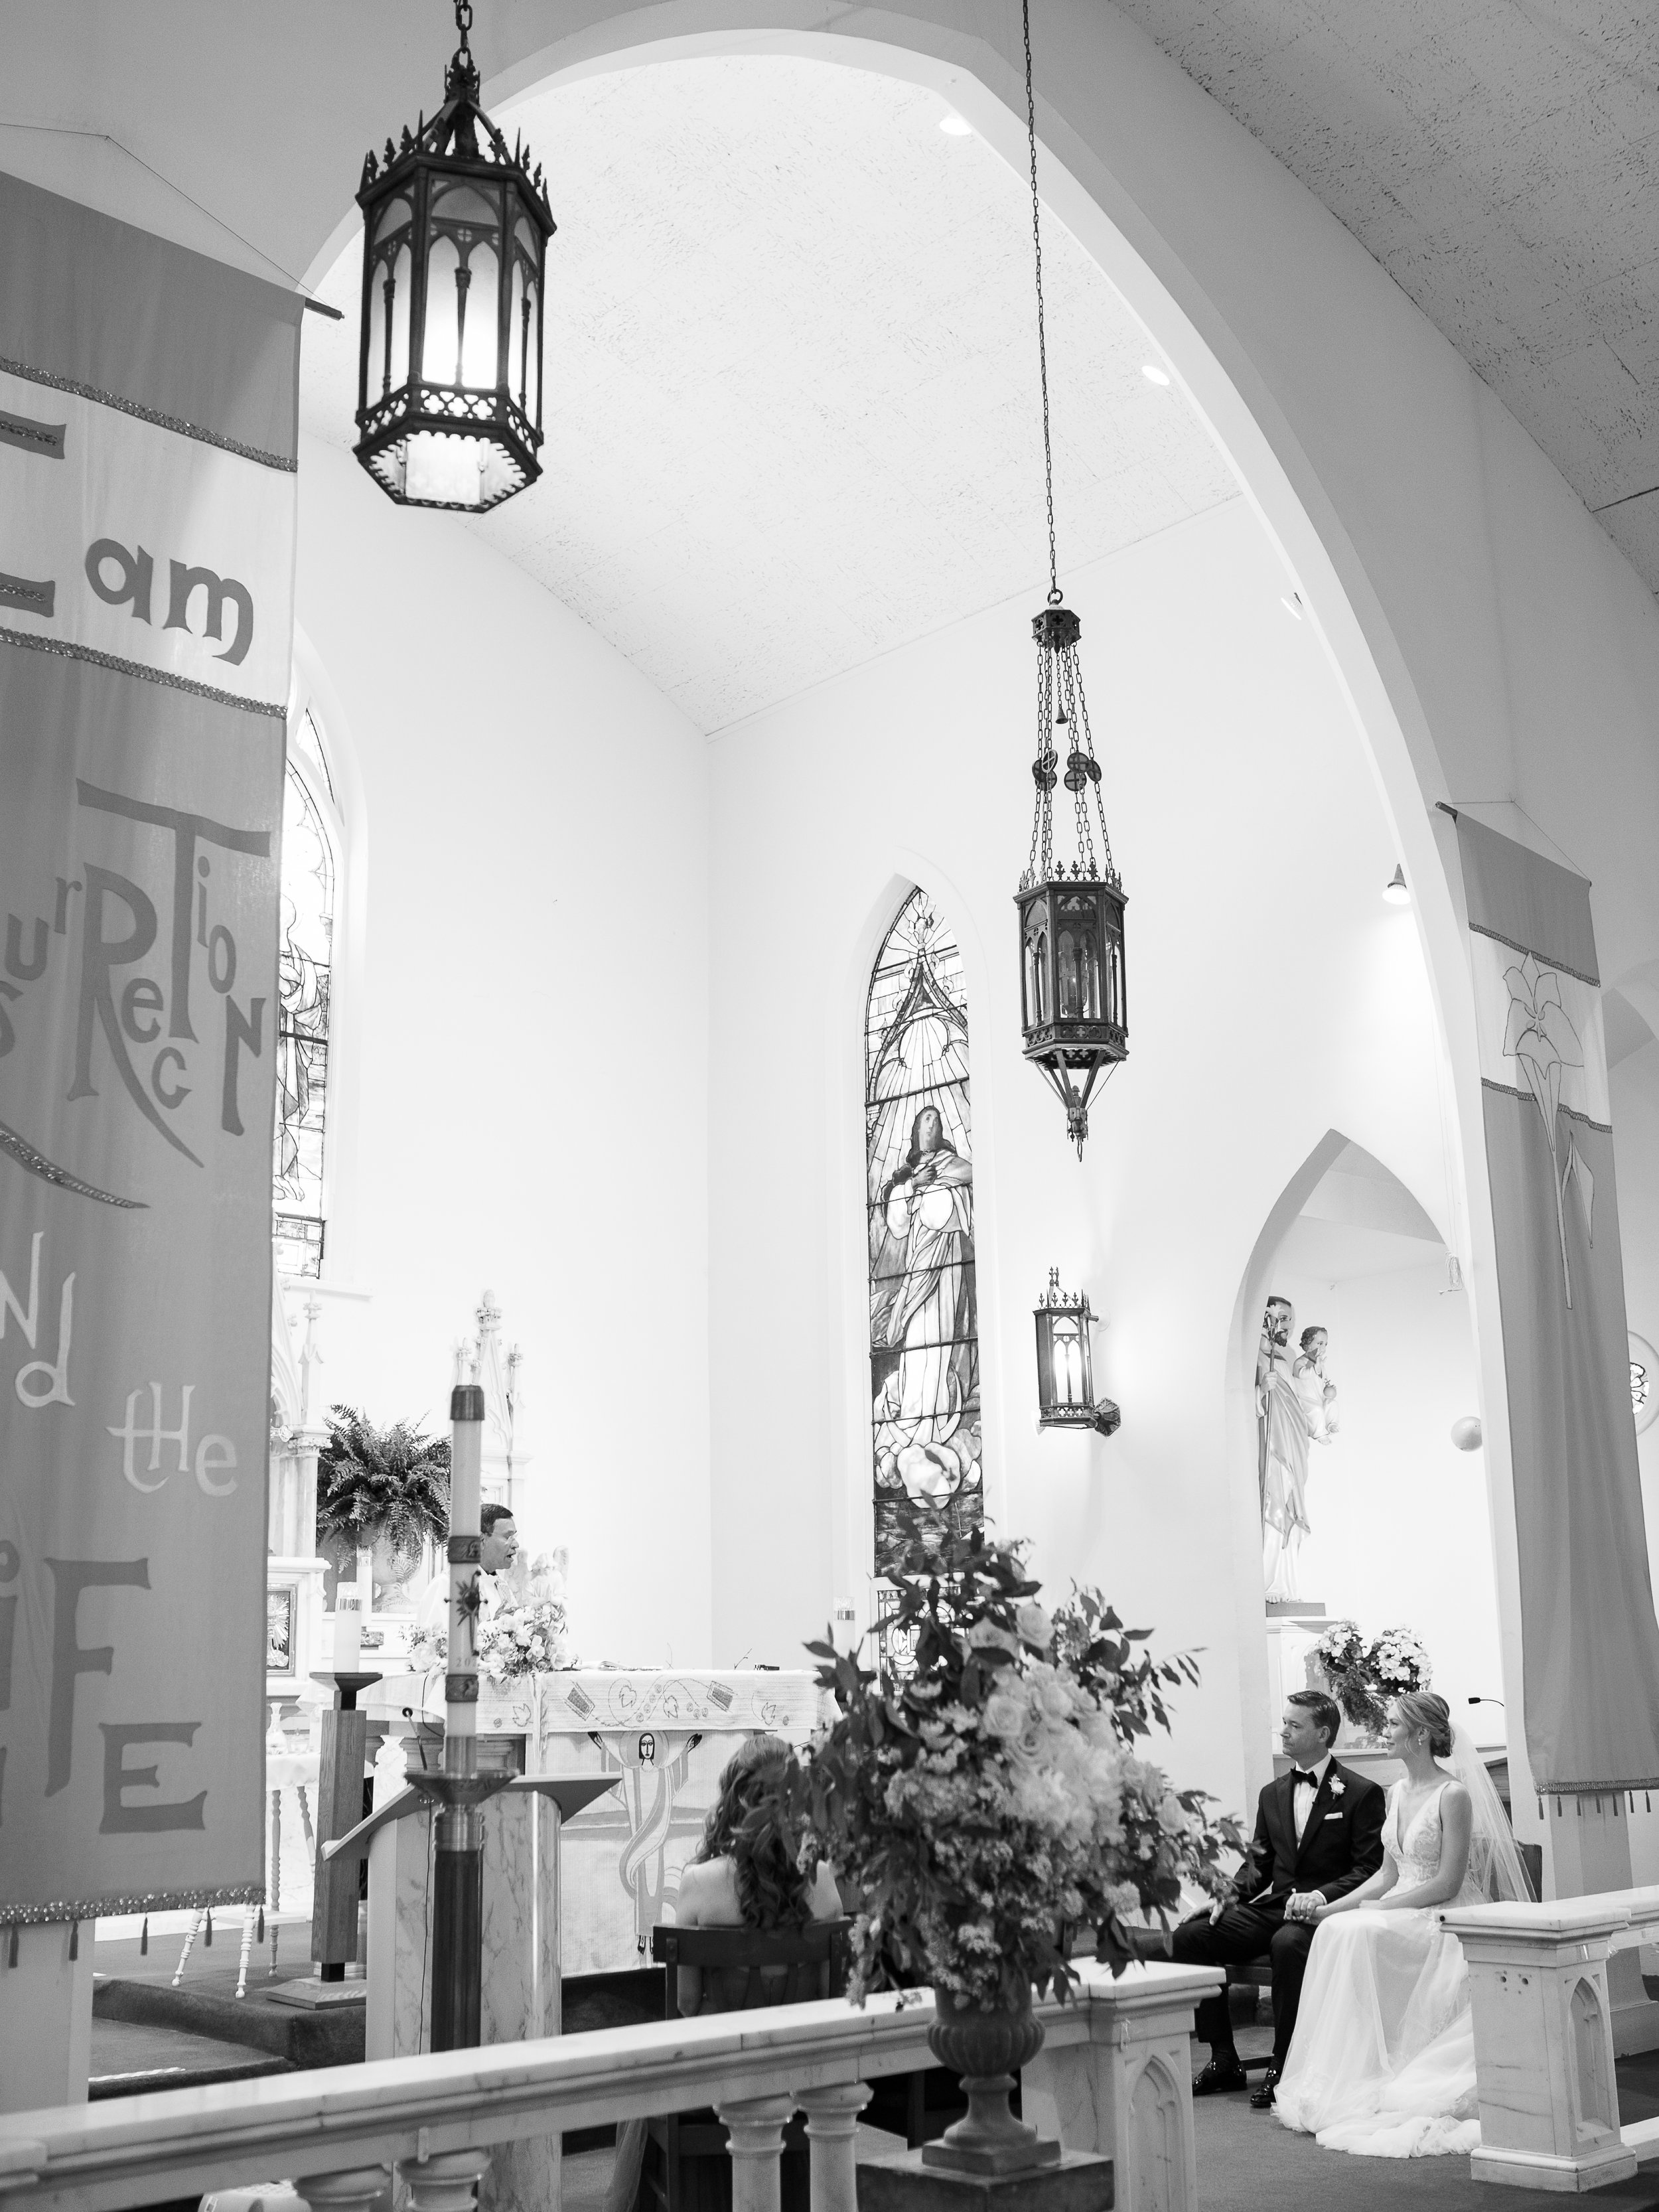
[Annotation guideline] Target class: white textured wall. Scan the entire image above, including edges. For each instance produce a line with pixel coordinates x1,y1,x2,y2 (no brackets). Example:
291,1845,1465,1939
705,495,1469,1819
291,438,713,1672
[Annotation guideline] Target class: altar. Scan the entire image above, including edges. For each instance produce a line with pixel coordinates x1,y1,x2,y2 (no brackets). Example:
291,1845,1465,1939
368,1668,823,1977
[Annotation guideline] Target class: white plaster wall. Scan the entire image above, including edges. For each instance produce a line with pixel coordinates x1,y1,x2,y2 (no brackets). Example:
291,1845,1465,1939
1275,1262,1500,1726
706,494,1461,1819
291,438,713,1671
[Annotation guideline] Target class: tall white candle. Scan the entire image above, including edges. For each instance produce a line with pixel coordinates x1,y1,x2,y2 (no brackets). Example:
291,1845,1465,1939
335,1585,362,1671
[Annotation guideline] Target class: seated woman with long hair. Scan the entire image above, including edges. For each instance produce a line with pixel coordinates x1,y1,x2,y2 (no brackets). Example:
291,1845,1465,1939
607,1736,841,2212
673,1733,842,2014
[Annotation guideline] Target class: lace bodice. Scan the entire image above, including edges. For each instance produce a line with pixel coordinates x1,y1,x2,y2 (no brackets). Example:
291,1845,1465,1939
1384,1777,1489,1909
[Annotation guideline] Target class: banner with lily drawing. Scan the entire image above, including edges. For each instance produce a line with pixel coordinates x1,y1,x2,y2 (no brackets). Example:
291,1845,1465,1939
1451,808,1659,1799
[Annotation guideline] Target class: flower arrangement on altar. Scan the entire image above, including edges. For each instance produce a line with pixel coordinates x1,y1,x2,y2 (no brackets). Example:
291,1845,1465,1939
405,1552,577,1678
797,1527,1241,2011
1312,1618,1432,1737
480,1595,575,1681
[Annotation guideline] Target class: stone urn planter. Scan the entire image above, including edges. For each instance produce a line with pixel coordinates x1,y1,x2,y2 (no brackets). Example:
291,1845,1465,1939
921,1991,1060,2176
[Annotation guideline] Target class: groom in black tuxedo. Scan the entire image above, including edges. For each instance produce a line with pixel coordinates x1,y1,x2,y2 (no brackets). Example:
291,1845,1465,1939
1172,1689,1385,2106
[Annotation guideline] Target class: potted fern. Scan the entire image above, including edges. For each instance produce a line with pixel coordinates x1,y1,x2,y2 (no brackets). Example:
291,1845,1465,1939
316,1404,452,1609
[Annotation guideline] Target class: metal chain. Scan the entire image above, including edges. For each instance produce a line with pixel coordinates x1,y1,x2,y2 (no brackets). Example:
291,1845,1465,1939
455,0,474,56
1023,0,1062,606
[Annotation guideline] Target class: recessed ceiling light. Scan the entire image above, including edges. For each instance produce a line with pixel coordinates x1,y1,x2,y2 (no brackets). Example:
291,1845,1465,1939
939,113,972,137
1384,864,1410,905
1140,363,1171,386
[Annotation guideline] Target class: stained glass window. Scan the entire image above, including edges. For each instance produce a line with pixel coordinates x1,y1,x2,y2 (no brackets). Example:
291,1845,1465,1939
865,887,982,1584
274,713,336,1278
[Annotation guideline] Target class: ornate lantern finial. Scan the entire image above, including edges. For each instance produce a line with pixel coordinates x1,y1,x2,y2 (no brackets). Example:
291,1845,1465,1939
1012,0,1127,1157
354,0,556,512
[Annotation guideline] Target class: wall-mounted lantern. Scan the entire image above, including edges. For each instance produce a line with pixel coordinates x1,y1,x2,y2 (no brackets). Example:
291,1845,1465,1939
1034,1269,1119,1437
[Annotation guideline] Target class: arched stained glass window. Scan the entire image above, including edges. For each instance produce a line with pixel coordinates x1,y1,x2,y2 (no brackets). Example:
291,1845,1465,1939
865,887,982,1585
274,711,338,1278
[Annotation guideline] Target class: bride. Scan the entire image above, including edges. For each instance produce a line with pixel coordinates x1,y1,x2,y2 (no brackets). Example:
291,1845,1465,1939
1273,1690,1532,2158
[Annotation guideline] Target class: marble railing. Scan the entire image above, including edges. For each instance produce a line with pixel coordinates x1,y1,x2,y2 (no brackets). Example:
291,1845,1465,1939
1444,1887,1659,2191
0,1963,1220,2212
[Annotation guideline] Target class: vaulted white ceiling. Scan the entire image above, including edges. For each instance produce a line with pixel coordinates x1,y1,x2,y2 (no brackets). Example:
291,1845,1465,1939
299,56,1239,733
1115,0,1659,594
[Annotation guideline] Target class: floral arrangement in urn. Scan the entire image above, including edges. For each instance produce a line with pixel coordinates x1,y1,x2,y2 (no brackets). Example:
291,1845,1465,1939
798,1530,1239,2012
1311,1619,1432,1738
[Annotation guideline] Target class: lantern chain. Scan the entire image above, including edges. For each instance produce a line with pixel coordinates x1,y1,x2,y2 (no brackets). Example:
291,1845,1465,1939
1023,0,1062,609
455,0,474,56
1073,669,1118,885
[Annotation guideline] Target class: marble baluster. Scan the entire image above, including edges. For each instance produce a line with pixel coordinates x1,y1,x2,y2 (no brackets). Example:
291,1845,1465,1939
269,1788,283,1974
303,2165,391,2212
717,2095,797,2212
399,2149,492,2212
172,1909,205,1986
798,2085,869,2212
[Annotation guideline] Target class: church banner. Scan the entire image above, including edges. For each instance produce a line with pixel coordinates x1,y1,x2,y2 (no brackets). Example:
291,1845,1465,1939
0,171,299,1920
1451,809,1659,1797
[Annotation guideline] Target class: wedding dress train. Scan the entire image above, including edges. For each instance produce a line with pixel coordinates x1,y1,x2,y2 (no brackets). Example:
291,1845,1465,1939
1273,1780,1484,2157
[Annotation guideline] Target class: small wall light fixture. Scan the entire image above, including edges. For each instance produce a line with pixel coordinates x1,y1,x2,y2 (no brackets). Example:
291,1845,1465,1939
1384,864,1410,905
1034,1270,1120,1437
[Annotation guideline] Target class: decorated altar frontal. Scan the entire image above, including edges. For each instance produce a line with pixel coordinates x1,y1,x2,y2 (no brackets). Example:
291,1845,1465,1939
371,1668,824,1974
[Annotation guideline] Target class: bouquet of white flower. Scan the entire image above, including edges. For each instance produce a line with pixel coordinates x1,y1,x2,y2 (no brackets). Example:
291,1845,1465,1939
478,1595,577,1682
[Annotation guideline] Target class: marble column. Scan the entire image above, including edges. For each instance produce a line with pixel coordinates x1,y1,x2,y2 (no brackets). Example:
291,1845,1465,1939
797,2085,869,2212
370,1780,559,2212
717,2095,797,2212
1020,1966,1216,2212
0,1919,93,2114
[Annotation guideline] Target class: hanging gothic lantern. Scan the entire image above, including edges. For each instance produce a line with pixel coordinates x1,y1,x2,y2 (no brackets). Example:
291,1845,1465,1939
354,0,555,512
1033,1270,1120,1437
1013,2,1127,1159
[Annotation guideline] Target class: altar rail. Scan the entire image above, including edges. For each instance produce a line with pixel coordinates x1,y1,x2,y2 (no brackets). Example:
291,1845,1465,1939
1445,1886,1659,2191
0,1965,1218,2212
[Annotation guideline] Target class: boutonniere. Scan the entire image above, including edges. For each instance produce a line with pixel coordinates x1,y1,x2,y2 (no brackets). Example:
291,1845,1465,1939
1329,1777,1346,1799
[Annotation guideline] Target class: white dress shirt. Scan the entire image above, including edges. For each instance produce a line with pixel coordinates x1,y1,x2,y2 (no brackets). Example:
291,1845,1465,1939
1291,1751,1333,1844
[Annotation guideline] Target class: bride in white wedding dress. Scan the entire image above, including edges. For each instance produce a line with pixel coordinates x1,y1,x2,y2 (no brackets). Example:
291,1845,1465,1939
1273,1690,1533,2158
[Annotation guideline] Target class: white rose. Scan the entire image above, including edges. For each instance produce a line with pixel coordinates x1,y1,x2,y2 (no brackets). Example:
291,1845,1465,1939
1015,1601,1053,1649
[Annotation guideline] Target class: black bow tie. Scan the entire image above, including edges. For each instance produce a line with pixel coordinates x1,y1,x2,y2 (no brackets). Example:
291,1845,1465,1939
1292,1769,1320,1787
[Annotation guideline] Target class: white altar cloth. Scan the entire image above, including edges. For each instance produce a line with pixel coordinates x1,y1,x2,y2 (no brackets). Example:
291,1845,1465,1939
370,1668,822,1974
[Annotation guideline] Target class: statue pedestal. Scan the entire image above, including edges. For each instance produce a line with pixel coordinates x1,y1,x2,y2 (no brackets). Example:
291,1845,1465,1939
1263,1611,1331,1755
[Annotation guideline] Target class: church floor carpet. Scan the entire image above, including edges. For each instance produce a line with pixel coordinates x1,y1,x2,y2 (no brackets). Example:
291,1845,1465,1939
1192,2025,1659,2211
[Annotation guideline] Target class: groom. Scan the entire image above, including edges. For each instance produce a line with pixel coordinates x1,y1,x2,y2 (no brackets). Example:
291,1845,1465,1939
1172,1690,1385,2106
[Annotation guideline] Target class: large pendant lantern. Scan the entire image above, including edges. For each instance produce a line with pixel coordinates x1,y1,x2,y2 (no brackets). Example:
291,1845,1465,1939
1013,1,1128,1159
354,0,555,513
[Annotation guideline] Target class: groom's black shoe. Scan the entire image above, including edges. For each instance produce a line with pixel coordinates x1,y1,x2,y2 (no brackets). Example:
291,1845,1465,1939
1192,2056,1248,2096
1250,2067,1281,2110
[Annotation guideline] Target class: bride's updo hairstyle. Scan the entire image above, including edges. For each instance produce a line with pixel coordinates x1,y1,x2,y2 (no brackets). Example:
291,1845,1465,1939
1397,1690,1453,1757
695,1733,812,1929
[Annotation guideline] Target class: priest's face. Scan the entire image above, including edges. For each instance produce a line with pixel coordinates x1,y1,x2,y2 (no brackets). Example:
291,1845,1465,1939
482,1516,519,1573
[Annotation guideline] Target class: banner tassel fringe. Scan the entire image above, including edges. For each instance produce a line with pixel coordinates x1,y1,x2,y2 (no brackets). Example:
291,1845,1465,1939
257,1906,265,1943
140,1917,149,1956
204,1909,212,1948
